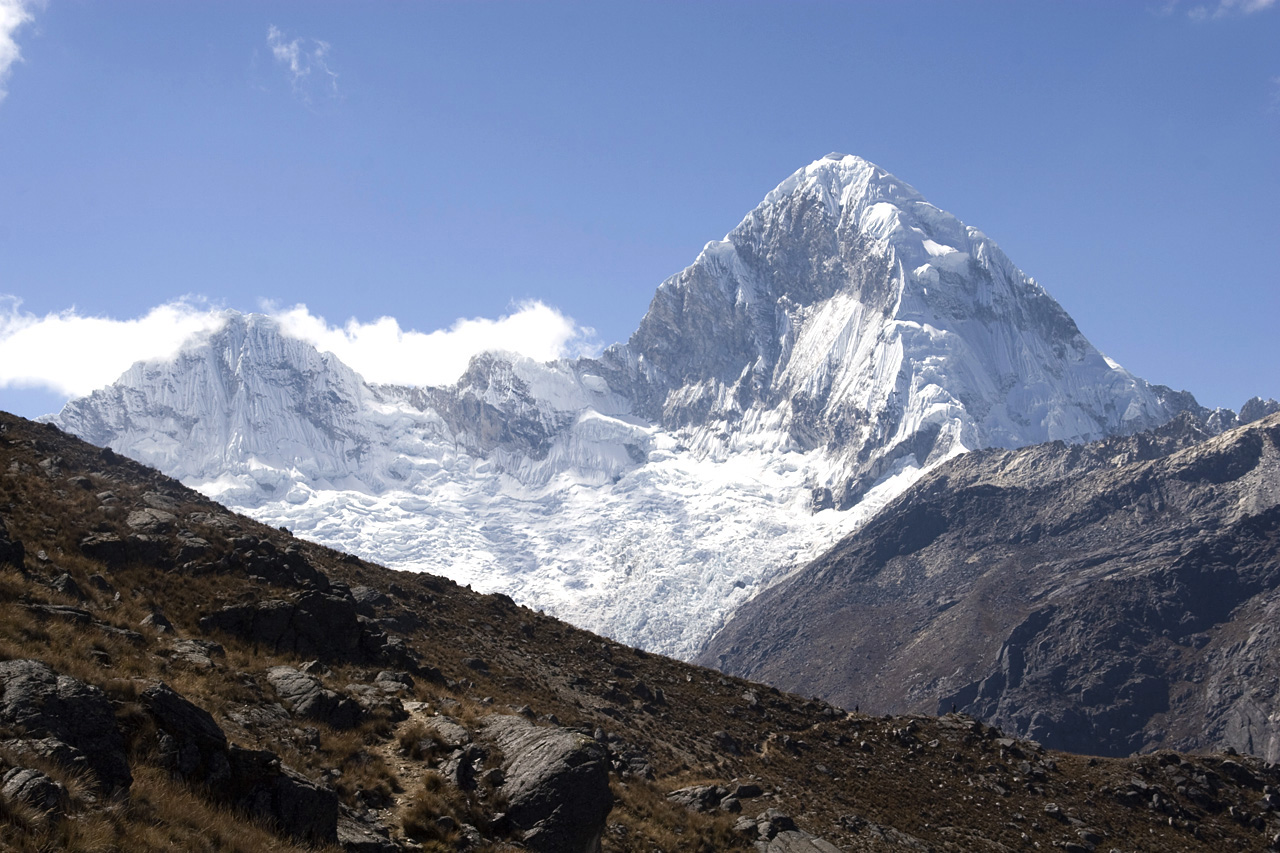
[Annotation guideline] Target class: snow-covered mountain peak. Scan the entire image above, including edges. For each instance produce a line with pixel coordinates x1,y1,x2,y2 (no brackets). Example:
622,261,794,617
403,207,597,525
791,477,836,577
51,153,1200,659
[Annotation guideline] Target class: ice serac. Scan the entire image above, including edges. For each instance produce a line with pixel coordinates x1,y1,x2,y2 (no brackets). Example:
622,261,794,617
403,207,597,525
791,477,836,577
51,153,1190,659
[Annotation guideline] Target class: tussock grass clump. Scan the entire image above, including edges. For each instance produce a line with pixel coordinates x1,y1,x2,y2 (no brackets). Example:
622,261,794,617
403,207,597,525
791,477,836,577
119,766,331,852
400,770,462,848
606,779,750,853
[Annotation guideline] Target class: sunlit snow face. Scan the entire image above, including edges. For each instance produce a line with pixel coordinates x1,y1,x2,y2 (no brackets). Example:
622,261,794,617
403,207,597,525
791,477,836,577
47,154,1175,659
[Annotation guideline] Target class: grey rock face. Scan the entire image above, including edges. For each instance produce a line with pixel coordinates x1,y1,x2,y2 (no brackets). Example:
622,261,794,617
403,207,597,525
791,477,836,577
1240,396,1280,425
705,413,1280,759
141,682,231,786
266,666,363,730
1,737,92,779
78,532,127,568
1,767,68,814
226,746,338,844
199,590,405,666
0,659,131,793
482,714,612,853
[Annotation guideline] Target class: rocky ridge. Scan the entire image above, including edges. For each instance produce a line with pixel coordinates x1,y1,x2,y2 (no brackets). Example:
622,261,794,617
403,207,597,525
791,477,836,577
702,406,1280,760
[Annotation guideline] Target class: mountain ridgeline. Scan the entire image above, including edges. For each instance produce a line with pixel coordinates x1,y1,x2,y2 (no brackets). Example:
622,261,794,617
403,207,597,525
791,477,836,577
50,154,1211,660
700,407,1280,760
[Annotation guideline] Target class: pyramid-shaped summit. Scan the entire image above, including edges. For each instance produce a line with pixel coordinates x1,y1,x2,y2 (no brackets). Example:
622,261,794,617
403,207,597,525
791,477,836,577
604,152,1179,497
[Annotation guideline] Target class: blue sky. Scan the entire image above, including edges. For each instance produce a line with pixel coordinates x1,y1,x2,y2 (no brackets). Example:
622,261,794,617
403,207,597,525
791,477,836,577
1,0,1277,418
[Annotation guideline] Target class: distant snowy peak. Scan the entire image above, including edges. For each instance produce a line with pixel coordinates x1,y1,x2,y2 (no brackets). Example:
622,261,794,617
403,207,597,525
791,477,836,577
54,312,378,490
47,152,1219,658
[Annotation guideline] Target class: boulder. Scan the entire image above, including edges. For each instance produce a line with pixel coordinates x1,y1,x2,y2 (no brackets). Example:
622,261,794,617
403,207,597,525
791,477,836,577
667,784,729,812
47,572,87,601
750,809,849,852
199,591,403,665
226,746,338,844
126,507,176,533
344,682,408,722
338,805,403,852
266,666,363,729
140,611,174,632
351,585,390,616
758,831,844,853
374,670,414,691
440,744,486,790
0,659,131,793
140,682,231,787
1,737,92,779
1,766,68,814
423,717,472,749
483,714,612,853
78,533,127,568
169,638,225,670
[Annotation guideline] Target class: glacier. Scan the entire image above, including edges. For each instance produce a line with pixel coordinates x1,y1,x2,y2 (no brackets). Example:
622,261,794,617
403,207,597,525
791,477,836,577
51,153,1195,659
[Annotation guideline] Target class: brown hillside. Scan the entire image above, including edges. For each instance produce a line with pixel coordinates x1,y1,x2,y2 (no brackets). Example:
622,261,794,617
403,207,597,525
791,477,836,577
2,410,1279,852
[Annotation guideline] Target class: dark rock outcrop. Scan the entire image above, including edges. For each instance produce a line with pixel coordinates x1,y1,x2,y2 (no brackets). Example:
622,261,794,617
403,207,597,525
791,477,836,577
78,532,127,568
225,746,339,844
140,682,231,786
0,659,131,793
139,680,339,844
266,666,363,729
483,714,612,853
199,590,408,666
0,518,23,568
1,767,68,814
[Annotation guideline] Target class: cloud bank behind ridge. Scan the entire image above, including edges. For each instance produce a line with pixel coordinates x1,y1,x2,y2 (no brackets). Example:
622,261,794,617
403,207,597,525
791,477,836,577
0,296,600,404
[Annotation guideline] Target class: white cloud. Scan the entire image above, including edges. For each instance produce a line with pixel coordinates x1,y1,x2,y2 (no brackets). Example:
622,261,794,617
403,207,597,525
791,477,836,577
0,297,230,396
1183,0,1276,18
0,296,600,400
0,0,37,103
267,24,339,104
270,301,600,387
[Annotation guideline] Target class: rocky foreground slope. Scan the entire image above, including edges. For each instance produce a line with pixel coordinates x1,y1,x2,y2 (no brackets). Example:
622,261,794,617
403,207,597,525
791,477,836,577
4,412,1280,852
702,408,1280,762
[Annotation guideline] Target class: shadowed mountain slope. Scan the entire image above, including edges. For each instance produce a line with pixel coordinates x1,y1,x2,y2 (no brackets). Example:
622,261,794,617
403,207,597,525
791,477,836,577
702,409,1280,761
